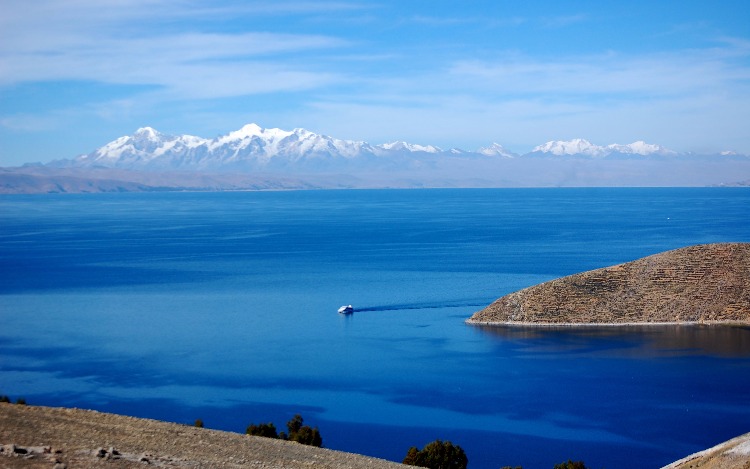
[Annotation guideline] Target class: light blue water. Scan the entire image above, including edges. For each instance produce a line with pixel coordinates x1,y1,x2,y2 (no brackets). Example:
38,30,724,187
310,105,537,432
1,188,749,468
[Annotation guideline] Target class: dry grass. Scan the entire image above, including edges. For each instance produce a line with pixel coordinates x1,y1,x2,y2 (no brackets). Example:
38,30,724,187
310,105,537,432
662,432,750,469
468,243,750,325
0,404,406,469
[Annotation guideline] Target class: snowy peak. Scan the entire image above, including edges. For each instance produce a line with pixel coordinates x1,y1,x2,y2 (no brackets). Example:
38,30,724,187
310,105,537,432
134,126,161,137
532,139,675,157
533,139,606,157
606,141,676,156
224,123,264,140
77,127,207,165
377,141,442,153
226,123,292,142
477,143,517,158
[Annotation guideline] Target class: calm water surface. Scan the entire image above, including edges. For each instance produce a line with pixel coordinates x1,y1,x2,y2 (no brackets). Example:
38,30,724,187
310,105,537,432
1,188,749,468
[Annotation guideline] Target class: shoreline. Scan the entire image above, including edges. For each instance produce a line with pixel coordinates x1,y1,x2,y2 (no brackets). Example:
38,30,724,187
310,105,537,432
465,319,750,328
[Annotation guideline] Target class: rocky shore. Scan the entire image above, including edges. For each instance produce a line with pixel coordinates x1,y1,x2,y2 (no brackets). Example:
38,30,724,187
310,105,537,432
0,404,405,469
467,243,750,326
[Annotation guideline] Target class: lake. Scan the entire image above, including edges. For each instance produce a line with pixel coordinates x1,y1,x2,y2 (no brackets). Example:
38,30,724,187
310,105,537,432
1,188,749,468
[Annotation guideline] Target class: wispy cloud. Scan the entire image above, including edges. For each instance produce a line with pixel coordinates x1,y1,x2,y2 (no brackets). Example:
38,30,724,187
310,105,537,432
295,37,750,152
1,0,749,163
0,0,354,96
446,45,750,98
2,31,347,91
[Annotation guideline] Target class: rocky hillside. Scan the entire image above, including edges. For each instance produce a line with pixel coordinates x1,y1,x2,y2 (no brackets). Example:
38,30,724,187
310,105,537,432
662,432,750,469
468,243,750,325
0,404,405,469
3,404,749,468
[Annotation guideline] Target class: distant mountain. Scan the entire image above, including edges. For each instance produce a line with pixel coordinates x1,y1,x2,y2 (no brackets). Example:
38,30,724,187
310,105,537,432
2,123,746,193
58,124,704,172
68,124,375,171
477,143,518,158
377,140,442,153
530,139,677,158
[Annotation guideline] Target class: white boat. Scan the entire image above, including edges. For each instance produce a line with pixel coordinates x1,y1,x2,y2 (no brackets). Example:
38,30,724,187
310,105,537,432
338,305,353,314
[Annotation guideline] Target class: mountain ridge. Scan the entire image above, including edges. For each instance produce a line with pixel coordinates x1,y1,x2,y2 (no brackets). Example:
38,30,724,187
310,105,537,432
3,123,749,193
55,123,746,171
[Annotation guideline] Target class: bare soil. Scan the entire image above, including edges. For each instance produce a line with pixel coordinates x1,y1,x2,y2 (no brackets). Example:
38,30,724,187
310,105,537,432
661,432,750,469
468,243,750,325
3,404,749,468
0,404,406,469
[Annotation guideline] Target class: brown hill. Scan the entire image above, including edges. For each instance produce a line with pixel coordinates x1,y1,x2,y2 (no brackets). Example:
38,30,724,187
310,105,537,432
0,404,405,469
467,243,750,325
661,432,750,469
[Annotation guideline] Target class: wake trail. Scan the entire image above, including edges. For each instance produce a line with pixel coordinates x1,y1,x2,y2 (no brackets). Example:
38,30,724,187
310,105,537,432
354,299,490,313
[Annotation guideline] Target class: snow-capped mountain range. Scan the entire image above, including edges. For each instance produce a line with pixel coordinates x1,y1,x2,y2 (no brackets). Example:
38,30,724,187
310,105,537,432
59,123,719,172
75,124,377,170
6,123,747,193
531,138,676,157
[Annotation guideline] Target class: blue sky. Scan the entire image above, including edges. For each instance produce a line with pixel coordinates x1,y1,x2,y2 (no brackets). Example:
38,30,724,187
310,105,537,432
1,0,749,165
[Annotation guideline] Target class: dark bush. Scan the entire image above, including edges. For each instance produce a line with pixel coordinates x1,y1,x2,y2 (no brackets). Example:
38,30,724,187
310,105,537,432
402,439,468,469
194,419,204,428
286,414,322,447
0,395,10,403
286,414,303,435
553,460,588,469
245,414,322,447
289,424,322,447
246,422,279,438
15,397,26,405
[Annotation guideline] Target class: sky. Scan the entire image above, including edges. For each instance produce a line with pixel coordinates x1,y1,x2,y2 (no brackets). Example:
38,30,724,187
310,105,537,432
1,0,749,166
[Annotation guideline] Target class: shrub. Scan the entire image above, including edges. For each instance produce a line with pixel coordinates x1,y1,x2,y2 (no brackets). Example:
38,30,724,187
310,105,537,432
286,414,322,447
289,424,322,447
245,414,322,447
246,422,279,438
553,460,588,469
286,414,303,435
194,419,204,428
0,395,10,403
402,439,468,469
15,397,26,405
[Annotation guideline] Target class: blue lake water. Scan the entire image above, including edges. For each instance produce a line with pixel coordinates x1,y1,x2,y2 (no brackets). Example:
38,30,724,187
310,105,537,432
1,188,749,468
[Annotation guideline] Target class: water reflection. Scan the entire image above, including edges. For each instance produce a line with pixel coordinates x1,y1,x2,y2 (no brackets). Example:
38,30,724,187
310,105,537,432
473,324,750,358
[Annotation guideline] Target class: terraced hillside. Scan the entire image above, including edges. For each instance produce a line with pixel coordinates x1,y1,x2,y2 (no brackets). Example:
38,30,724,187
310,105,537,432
467,243,750,325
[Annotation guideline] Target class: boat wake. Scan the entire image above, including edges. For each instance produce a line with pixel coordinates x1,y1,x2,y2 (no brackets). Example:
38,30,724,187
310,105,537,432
354,299,489,313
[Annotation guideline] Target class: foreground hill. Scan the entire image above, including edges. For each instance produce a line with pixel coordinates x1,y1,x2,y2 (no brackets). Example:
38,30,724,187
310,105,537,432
468,243,750,325
2,404,748,468
0,404,405,469
662,432,750,469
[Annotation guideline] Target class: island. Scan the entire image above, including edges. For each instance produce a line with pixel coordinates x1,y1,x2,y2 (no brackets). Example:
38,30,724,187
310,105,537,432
467,243,750,326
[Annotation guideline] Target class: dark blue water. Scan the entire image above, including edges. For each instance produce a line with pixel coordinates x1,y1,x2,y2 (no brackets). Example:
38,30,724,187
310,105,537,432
1,188,749,469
